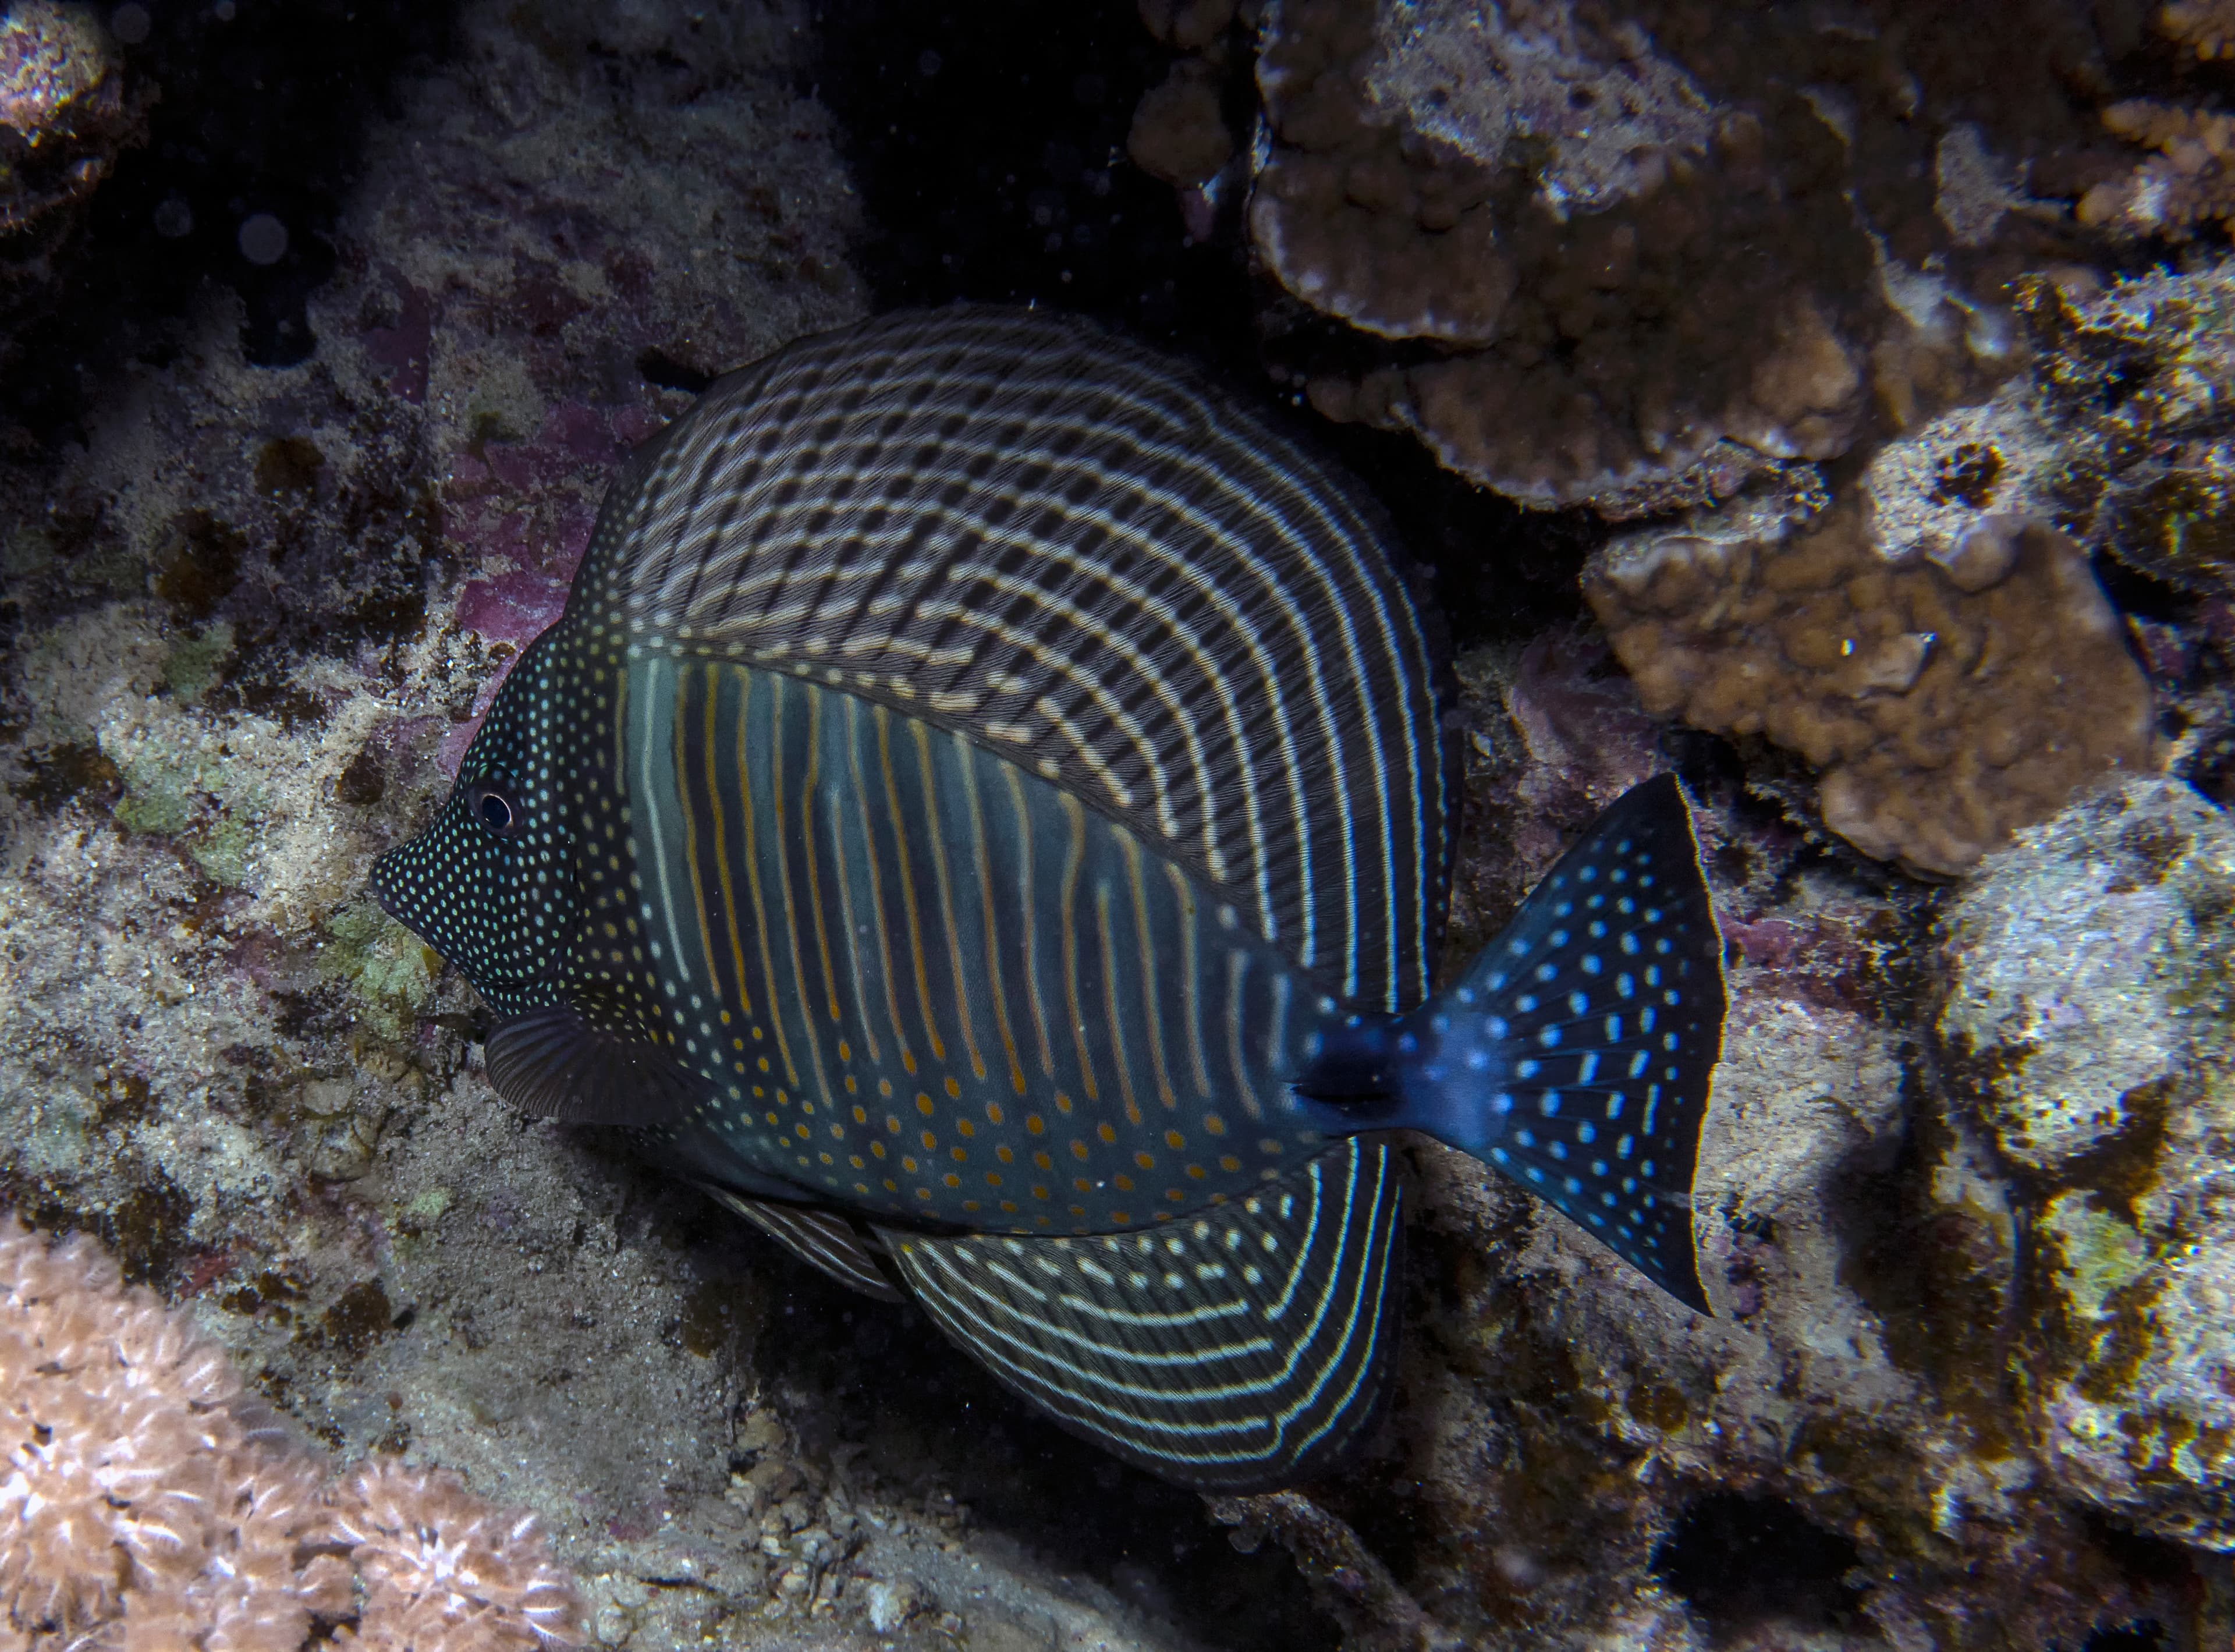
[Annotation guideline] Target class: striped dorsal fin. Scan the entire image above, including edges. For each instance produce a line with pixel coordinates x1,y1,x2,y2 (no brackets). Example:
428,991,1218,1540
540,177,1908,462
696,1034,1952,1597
878,1139,1402,1490
569,306,1454,1011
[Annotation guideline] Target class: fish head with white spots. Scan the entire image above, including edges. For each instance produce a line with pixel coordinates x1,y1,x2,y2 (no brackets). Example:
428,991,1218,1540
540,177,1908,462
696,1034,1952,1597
369,630,582,1021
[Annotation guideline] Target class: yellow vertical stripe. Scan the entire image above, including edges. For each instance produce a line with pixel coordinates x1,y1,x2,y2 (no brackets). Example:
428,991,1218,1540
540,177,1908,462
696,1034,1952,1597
912,718,988,1083
876,703,947,1063
955,733,1027,1095
768,674,839,1116
1094,875,1144,1128
1001,761,1056,1079
734,671,800,1089
1116,827,1177,1112
799,686,843,1023
822,719,881,1068
1057,790,1097,1101
673,665,724,1012
845,697,911,1073
703,666,755,1019
1166,860,1212,1098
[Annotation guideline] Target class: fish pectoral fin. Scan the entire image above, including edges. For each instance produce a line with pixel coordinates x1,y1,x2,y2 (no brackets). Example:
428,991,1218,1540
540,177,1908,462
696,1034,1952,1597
484,1004,703,1128
879,1139,1403,1493
696,1184,905,1303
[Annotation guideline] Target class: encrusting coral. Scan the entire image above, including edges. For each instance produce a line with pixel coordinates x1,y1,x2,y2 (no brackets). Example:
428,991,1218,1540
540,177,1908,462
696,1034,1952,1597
1247,0,1881,515
0,1215,583,1649
1583,499,2159,875
2018,263,2235,600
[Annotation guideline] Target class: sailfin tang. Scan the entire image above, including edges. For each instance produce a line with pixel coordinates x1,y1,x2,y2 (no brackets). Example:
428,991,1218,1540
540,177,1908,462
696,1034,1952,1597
881,1140,1402,1492
696,1185,904,1303
1298,775,1723,1312
485,1004,705,1127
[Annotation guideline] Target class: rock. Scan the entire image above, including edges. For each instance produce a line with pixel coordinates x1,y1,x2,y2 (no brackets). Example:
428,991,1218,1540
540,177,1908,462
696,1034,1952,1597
863,1575,922,1633
1939,775,2235,1545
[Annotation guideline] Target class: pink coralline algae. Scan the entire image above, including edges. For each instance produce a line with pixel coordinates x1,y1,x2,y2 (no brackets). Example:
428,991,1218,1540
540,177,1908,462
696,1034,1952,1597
359,271,437,406
446,401,666,650
433,403,666,775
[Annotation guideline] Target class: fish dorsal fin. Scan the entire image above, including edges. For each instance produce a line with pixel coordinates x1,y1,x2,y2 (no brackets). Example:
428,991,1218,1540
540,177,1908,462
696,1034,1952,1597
879,1139,1402,1491
485,1003,703,1126
569,306,1454,1011
694,1184,904,1303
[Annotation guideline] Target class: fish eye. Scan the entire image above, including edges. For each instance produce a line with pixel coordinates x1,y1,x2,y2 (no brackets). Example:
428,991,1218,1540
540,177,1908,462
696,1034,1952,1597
469,777,527,839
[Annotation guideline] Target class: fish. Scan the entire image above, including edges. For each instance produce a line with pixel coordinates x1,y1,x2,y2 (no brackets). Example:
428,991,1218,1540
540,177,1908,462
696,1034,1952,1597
369,306,1726,1491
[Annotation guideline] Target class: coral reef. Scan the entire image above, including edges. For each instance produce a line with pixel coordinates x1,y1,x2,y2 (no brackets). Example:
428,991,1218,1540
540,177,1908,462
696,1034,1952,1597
2080,0,2235,237
1937,776,2235,1549
2165,0,2235,58
1582,495,2158,875
0,1214,581,1648
0,0,142,304
328,1461,582,1650
0,2,1347,1646
2021,263,2235,600
1247,0,1883,515
1129,0,2141,516
1127,58,1232,188
1,0,2233,1645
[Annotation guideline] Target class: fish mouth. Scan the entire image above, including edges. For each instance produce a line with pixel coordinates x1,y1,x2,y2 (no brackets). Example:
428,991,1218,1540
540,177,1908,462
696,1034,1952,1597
365,859,427,941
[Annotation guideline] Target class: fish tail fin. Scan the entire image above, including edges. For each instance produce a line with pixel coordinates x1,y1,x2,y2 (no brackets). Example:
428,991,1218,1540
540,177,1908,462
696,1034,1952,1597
1299,775,1725,1311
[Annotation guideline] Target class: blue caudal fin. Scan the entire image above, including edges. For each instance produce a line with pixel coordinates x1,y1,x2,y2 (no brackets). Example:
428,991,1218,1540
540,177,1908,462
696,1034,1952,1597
1294,774,1726,1312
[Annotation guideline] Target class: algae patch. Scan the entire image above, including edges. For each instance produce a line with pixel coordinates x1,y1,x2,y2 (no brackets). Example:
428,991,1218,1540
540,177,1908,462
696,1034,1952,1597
319,900,439,1041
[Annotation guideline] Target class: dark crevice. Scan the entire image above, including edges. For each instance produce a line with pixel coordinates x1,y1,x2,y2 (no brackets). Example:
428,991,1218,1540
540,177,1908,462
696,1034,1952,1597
1651,1492,1868,1635
2077,1623,2167,1652
0,0,462,444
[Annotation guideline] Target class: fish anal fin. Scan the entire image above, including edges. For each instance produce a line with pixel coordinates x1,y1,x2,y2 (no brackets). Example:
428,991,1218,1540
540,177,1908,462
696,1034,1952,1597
697,1185,904,1303
882,1140,1403,1492
484,1003,701,1128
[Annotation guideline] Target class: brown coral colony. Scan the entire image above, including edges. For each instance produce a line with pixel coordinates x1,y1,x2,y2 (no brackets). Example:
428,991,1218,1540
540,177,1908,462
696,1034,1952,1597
1121,0,2226,872
1585,510,2158,875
